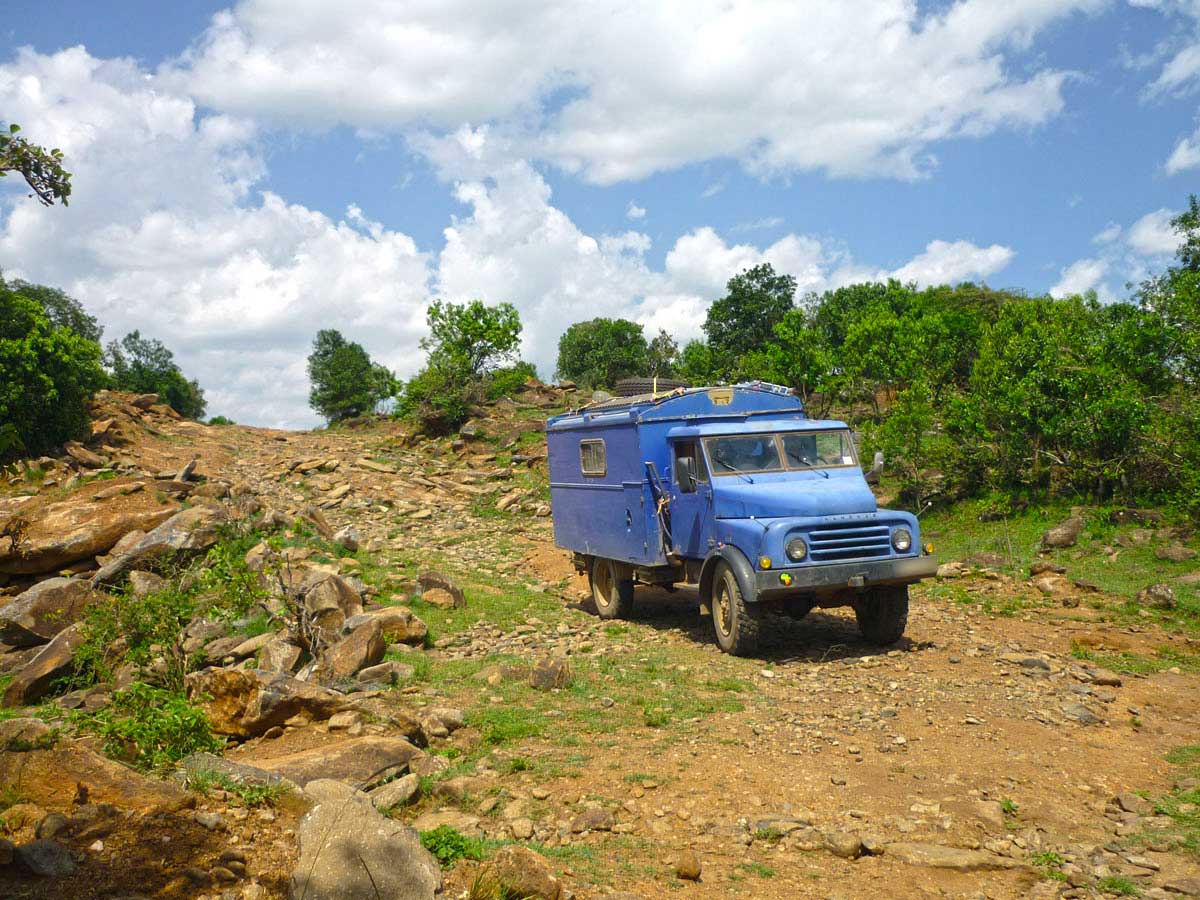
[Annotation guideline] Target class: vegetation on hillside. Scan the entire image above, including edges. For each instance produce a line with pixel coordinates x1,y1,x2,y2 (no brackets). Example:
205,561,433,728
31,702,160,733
105,330,207,420
307,328,396,423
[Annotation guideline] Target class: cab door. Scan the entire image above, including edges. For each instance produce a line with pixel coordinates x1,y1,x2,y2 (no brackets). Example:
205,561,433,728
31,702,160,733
669,439,713,558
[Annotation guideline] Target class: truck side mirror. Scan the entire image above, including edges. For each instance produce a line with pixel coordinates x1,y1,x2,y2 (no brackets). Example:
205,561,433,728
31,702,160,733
678,456,697,493
866,451,884,485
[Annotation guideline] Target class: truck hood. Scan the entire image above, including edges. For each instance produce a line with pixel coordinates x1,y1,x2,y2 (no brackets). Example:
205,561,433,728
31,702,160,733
712,476,878,519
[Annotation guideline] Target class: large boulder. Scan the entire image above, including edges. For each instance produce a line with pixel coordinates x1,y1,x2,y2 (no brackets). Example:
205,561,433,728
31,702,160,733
289,779,440,900
0,578,104,647
316,620,384,683
1135,583,1177,610
3,624,84,707
1041,516,1084,550
0,494,178,575
92,504,226,586
344,607,426,646
254,737,423,789
301,572,363,635
0,718,190,812
481,846,564,900
185,668,348,738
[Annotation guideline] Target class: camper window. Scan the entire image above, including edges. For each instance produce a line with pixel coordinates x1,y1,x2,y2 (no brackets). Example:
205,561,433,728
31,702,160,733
579,439,607,476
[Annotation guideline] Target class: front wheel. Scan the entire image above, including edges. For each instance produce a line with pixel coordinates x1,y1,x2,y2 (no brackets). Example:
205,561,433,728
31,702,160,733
589,557,635,620
855,585,909,644
710,561,760,656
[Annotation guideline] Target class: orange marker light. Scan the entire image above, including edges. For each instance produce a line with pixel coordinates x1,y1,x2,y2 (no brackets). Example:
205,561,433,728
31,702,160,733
759,556,772,569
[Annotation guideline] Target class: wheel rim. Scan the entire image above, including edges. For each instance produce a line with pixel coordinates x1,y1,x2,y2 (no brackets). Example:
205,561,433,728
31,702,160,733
715,576,733,637
593,561,613,609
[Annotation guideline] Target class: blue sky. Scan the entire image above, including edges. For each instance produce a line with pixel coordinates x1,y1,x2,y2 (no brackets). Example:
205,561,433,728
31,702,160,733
1,1,1198,426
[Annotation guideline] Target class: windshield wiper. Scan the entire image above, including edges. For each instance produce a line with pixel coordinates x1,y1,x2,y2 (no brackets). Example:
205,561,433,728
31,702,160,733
712,454,755,484
786,450,830,479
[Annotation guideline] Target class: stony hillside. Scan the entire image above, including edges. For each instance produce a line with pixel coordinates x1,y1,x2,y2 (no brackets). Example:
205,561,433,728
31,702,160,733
1,388,1198,900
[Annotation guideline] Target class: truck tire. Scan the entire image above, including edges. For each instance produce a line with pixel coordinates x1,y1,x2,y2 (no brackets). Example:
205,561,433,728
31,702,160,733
710,560,760,656
855,585,909,644
589,557,635,619
614,377,689,398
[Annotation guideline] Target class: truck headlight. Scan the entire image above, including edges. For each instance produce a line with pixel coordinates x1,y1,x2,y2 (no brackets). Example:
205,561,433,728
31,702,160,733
892,527,912,552
786,537,808,562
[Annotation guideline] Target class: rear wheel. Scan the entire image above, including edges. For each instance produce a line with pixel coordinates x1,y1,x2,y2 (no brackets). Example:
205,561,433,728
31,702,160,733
855,585,909,644
589,557,635,619
710,561,760,656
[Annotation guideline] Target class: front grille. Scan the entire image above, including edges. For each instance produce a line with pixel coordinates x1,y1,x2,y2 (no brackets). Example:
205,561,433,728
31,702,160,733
807,522,891,561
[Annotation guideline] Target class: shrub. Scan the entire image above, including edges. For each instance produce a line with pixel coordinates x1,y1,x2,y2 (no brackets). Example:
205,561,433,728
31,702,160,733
307,329,395,423
486,361,538,400
0,282,106,458
207,415,235,426
105,330,206,419
419,825,486,866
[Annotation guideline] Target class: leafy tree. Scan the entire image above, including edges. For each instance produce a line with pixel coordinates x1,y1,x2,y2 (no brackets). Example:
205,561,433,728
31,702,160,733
703,263,796,366
306,329,393,423
423,300,522,376
105,331,206,419
647,329,679,377
675,339,719,386
0,281,105,457
555,318,649,388
759,307,835,413
0,123,71,206
5,279,101,343
1137,195,1200,386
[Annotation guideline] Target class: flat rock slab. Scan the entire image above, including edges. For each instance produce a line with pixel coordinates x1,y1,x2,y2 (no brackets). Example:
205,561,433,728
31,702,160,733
0,578,104,647
92,504,226,586
186,667,348,738
289,779,440,900
3,623,84,707
254,737,422,789
884,842,1023,871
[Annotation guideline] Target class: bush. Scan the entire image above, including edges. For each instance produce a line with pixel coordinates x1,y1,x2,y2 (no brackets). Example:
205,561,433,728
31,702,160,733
105,330,206,419
73,682,223,772
0,282,106,458
486,361,538,400
307,329,394,423
208,415,235,426
555,318,649,388
419,825,485,866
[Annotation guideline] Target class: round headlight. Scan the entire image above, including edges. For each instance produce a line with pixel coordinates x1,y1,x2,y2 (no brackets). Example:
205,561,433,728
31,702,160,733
892,527,912,552
786,537,808,562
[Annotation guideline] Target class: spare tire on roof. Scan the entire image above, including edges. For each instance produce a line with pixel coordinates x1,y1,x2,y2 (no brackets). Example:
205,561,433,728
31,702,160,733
614,377,689,397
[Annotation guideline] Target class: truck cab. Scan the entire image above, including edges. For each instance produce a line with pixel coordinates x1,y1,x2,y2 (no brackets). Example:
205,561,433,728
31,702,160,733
546,383,936,655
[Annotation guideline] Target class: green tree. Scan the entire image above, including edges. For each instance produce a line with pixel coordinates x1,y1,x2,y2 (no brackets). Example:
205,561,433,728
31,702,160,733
703,263,797,367
759,307,835,412
423,299,522,376
646,329,679,378
0,123,71,206
0,281,105,457
675,339,719,386
5,279,101,343
306,329,393,423
105,331,206,419
555,318,650,388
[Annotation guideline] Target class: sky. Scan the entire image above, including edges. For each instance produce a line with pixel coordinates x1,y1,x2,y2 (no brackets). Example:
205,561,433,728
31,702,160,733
1,0,1197,428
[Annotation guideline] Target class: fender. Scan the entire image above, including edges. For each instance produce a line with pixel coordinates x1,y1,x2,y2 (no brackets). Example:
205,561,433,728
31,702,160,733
699,545,759,606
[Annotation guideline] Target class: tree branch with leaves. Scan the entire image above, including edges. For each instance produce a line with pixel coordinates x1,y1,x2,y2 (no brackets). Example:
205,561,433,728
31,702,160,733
0,123,71,206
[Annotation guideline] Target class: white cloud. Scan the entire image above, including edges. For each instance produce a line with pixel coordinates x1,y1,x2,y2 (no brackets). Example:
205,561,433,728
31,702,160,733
1127,207,1181,255
625,202,646,220
1167,125,1200,172
177,0,1101,184
0,47,431,429
888,239,1015,286
1093,222,1122,243
1050,257,1109,297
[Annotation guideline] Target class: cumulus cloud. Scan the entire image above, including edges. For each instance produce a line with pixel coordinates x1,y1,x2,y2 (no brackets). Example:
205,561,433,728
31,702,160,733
1050,257,1109,298
1167,125,1200,172
0,47,431,429
625,202,646,220
1127,207,1182,255
888,240,1015,287
176,0,1100,184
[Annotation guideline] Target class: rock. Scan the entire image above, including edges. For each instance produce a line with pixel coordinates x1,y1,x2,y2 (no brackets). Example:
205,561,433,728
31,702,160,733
316,619,384,682
3,623,84,707
1163,876,1200,896
185,668,348,738
0,578,102,647
130,393,159,409
289,779,440,900
416,571,465,608
369,773,420,810
0,495,178,575
530,656,572,691
344,606,426,646
936,562,966,579
0,719,189,812
823,831,863,859
259,634,303,673
298,505,334,539
177,752,293,793
332,526,359,552
0,837,13,865
229,632,275,659
255,736,422,789
884,842,1020,871
974,800,1006,830
127,570,166,600
93,505,226,586
16,838,75,877
570,807,615,832
483,846,564,899
1061,703,1102,725
510,817,535,839
357,660,415,685
63,441,105,469
675,848,702,881
1135,583,1177,610
1114,793,1153,815
1030,561,1067,575
302,572,363,635
1041,516,1083,550
1155,542,1197,563
35,812,69,840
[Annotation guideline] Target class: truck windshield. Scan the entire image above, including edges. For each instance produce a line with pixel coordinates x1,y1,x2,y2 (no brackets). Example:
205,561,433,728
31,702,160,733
706,430,857,476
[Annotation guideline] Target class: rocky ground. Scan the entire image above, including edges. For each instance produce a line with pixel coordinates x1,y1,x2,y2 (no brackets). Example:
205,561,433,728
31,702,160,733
0,387,1198,900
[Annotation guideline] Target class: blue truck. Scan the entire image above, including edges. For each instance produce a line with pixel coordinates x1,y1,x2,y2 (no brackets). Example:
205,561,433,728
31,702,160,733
546,383,937,655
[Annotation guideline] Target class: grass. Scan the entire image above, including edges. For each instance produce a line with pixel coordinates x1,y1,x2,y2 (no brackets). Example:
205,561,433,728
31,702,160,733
1071,644,1200,675
1095,876,1141,896
184,766,287,807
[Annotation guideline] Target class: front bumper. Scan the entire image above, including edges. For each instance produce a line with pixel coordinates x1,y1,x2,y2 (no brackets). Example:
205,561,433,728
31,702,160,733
754,554,937,598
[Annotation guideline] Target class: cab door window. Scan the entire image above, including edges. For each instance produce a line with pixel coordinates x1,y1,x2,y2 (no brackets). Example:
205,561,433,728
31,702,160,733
673,440,709,492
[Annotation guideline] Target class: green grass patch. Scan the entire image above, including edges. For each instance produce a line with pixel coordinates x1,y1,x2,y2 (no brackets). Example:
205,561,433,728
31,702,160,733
1071,644,1200,675
1095,875,1140,896
184,766,286,807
